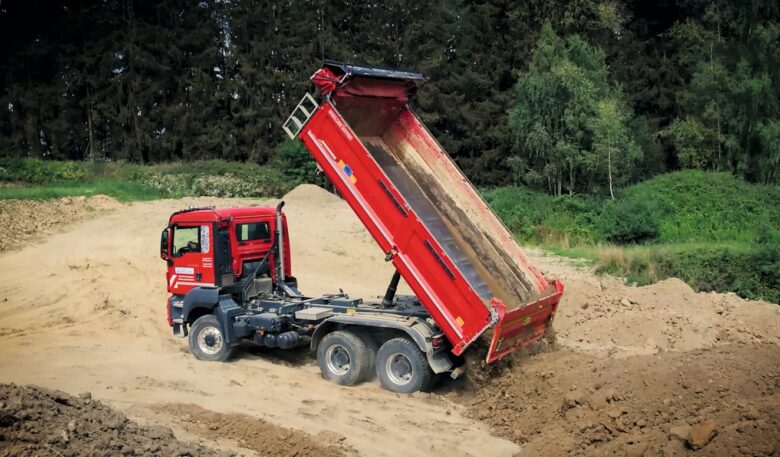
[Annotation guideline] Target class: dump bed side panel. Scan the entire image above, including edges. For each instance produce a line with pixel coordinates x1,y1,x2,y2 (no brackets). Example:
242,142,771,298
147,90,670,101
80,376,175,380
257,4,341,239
298,102,494,353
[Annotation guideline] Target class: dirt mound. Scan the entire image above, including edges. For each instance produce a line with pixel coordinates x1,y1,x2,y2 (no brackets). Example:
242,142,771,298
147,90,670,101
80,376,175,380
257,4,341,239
529,251,780,358
465,343,780,456
282,183,342,207
0,384,225,457
0,195,120,251
151,403,349,457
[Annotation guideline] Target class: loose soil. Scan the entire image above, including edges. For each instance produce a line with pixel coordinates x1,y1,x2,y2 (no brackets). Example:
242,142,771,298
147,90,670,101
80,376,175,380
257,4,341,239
0,384,224,457
150,403,349,457
0,184,778,456
0,195,120,251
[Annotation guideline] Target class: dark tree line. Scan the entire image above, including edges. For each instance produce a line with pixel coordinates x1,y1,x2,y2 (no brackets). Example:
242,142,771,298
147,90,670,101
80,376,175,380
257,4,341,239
0,0,778,191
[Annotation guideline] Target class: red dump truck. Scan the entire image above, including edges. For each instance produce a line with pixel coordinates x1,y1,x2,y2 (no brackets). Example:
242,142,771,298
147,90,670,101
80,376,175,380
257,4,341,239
162,61,563,393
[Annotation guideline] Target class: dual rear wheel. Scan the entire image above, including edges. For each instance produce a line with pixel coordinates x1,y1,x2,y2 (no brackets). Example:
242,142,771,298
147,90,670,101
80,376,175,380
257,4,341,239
317,330,433,393
188,316,435,393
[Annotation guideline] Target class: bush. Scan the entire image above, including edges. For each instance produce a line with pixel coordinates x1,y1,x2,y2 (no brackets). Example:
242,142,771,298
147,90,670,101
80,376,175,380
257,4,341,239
272,140,325,186
596,199,659,244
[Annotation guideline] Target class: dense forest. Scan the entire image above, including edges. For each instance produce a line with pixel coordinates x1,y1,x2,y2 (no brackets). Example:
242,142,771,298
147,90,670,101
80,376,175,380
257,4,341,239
0,0,778,194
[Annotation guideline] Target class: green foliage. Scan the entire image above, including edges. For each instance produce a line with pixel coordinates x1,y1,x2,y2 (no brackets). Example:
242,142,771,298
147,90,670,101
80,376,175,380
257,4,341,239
588,243,780,304
618,171,780,243
0,180,165,202
141,164,292,199
0,158,300,201
485,171,780,302
272,141,325,187
665,0,780,184
508,24,649,196
0,0,776,189
596,199,659,244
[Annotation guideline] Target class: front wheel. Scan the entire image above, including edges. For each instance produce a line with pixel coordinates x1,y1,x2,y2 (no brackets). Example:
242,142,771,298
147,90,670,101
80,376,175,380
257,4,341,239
376,337,433,393
188,314,233,362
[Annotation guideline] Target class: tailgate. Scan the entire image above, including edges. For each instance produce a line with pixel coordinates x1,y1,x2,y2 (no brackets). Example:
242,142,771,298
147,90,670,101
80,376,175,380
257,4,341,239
486,280,564,363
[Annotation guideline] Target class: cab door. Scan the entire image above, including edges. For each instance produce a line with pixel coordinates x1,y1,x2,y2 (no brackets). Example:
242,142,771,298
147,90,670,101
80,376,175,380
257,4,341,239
168,223,216,295
230,217,274,278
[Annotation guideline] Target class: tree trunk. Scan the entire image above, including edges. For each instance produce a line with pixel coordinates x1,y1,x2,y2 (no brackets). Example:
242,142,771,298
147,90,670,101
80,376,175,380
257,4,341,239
608,145,614,199
86,85,95,159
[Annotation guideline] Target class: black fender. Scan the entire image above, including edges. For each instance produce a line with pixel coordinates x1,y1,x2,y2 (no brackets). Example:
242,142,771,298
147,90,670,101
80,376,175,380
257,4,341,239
182,286,220,322
214,296,246,345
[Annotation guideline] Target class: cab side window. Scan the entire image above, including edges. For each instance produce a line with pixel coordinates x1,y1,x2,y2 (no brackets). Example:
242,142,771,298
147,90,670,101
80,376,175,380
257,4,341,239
237,222,270,243
173,226,200,257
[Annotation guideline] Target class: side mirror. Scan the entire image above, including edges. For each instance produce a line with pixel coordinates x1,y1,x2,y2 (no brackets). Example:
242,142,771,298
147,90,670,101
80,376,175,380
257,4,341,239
160,227,171,260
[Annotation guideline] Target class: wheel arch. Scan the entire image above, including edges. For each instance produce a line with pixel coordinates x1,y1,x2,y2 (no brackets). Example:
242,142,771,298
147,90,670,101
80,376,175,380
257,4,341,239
182,286,220,323
310,315,434,355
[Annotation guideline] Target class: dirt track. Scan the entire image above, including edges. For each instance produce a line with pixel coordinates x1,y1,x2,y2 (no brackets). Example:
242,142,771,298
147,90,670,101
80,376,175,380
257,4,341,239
0,185,778,456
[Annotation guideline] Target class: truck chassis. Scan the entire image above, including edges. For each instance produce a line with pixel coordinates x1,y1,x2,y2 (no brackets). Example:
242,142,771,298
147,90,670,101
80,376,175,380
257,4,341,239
168,203,452,393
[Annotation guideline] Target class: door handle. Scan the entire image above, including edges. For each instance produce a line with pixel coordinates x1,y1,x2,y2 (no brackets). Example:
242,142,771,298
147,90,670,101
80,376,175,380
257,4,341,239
196,273,202,281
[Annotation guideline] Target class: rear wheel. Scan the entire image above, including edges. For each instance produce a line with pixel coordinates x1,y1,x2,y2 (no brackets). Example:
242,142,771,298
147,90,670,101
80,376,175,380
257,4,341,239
317,330,372,386
189,314,233,362
376,337,432,393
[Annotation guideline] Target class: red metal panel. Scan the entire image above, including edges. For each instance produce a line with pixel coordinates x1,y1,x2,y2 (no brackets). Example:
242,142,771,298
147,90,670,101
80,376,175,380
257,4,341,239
299,103,495,354
486,280,564,363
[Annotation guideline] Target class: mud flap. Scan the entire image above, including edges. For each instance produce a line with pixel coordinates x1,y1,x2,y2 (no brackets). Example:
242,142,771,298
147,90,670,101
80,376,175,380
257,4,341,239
486,280,564,363
172,322,187,337
427,350,454,374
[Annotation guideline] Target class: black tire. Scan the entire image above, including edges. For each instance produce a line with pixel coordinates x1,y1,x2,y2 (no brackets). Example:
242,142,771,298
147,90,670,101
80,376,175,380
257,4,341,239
376,337,433,393
317,330,372,386
188,314,233,362
353,328,379,381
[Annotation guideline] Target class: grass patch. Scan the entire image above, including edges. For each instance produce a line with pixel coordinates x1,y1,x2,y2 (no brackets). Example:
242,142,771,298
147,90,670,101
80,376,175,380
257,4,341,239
574,243,779,303
0,180,167,202
0,150,315,202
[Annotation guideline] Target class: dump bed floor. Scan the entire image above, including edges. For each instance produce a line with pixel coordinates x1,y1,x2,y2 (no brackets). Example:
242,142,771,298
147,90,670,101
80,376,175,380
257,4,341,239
363,137,492,299
361,125,541,310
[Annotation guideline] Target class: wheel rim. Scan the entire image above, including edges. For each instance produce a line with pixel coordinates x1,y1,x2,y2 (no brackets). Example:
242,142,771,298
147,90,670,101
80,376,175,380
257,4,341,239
197,326,224,355
326,344,351,375
386,352,413,386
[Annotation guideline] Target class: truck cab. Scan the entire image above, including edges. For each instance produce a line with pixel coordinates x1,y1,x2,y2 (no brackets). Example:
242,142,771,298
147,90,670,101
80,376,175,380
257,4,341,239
160,206,292,297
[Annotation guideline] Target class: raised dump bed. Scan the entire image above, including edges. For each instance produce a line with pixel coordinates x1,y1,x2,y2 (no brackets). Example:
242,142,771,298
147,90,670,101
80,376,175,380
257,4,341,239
285,61,563,362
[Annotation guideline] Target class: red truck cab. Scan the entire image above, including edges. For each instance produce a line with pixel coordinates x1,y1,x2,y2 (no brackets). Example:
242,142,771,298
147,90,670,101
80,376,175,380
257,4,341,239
160,206,291,297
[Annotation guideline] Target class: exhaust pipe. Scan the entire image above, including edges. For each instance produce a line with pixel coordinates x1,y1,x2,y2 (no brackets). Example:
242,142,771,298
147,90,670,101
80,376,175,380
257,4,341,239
274,201,285,294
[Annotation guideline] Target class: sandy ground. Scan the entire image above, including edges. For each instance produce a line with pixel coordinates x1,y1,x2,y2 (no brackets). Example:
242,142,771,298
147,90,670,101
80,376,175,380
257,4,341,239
0,184,778,456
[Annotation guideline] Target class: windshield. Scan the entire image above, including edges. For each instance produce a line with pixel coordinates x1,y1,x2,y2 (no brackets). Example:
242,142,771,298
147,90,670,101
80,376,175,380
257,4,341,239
172,226,200,256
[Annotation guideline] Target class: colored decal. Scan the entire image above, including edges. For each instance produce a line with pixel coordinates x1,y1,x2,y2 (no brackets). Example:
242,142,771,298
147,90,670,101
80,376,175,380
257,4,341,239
174,267,194,275
522,316,531,326
338,160,358,184
455,316,465,327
